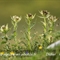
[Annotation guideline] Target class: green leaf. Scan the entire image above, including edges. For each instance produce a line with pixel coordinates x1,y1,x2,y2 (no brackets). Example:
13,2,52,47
30,23,35,29
24,32,29,41
11,21,15,26
41,21,46,27
1,41,7,44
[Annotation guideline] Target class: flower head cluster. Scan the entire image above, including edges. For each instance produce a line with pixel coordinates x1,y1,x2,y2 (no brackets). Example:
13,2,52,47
26,13,35,20
40,10,50,18
11,15,21,23
0,24,9,34
48,15,57,22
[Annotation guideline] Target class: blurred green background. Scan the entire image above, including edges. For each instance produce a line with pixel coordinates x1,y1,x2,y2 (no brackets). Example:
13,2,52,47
0,0,60,37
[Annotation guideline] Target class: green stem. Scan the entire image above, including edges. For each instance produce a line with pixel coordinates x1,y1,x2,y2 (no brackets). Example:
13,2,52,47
27,19,31,50
49,21,54,43
28,20,31,40
13,24,18,50
51,22,54,32
14,23,17,40
44,17,47,33
43,17,48,46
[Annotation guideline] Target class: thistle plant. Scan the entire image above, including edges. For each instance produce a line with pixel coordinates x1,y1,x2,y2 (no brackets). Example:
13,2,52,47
40,10,50,33
0,15,21,51
48,15,57,43
0,24,10,51
0,24,9,40
39,10,58,47
11,15,21,40
39,10,50,47
11,15,21,50
48,15,57,32
25,13,35,50
39,10,60,60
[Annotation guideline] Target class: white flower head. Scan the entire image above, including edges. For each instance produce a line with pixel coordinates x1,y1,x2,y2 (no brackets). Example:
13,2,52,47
40,10,50,18
11,15,21,23
26,13,35,20
0,24,9,33
48,15,57,22
0,25,5,32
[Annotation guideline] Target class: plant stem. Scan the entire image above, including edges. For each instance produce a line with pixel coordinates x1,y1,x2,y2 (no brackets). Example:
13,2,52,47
28,20,31,40
27,19,31,50
44,17,47,33
13,24,18,50
43,17,48,47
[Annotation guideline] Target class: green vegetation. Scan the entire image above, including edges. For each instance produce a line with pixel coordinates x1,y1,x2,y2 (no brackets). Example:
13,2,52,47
0,10,60,60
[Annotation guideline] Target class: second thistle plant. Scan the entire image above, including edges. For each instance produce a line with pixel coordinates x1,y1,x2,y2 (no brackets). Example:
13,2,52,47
11,15,21,50
11,15,21,40
25,13,35,50
39,10,58,47
39,10,50,47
